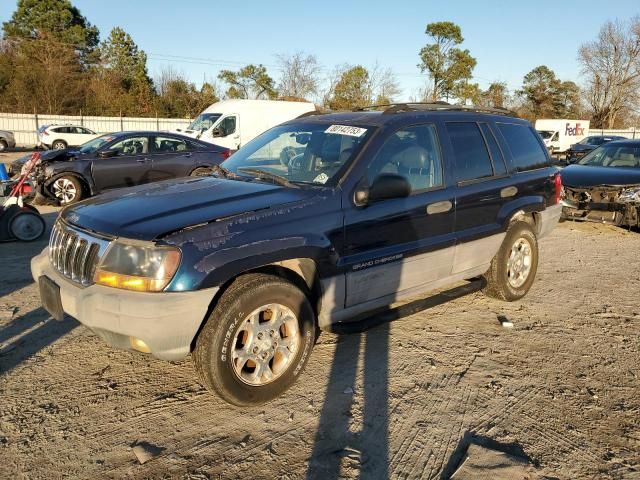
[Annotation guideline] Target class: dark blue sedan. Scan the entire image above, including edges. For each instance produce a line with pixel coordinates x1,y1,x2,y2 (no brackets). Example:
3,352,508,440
565,135,626,163
11,132,230,204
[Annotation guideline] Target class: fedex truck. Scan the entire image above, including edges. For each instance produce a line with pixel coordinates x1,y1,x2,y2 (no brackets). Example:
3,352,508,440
535,119,590,154
174,99,316,150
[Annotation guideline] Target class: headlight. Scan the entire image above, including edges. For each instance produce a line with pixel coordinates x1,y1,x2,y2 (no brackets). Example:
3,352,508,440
619,187,640,203
94,241,181,292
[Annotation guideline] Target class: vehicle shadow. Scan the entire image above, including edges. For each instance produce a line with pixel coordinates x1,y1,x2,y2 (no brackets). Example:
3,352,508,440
306,279,484,479
0,210,74,375
0,308,78,375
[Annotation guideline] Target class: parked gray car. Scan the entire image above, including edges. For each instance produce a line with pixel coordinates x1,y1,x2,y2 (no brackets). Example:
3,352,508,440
0,130,16,152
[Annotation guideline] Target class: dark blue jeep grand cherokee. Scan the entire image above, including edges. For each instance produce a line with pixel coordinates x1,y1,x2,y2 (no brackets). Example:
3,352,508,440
32,104,562,405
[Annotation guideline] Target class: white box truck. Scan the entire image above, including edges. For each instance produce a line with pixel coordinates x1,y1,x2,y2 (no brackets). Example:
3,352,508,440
174,99,316,150
534,119,590,154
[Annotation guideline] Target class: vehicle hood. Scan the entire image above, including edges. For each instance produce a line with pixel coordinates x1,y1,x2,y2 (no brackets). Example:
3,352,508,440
61,176,319,241
13,149,84,167
569,144,594,152
561,164,640,188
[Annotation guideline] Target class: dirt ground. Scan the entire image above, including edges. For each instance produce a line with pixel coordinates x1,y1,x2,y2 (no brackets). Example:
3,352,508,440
1,168,639,478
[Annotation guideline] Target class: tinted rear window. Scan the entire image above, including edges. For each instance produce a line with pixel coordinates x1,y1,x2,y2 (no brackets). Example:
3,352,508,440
497,123,549,171
446,122,494,182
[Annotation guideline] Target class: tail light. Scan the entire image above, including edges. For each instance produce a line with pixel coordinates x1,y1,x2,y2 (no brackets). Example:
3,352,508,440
554,173,562,204
42,129,49,136
222,149,231,160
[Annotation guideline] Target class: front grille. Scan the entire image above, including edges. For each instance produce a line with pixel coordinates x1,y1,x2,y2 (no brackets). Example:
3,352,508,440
48,221,111,286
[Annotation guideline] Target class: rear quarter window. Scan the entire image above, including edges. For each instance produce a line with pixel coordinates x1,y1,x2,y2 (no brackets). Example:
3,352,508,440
497,123,549,172
446,122,494,183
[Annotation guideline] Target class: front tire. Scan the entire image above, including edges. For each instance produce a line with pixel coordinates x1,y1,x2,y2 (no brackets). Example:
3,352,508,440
482,221,539,301
193,274,316,406
51,175,83,204
189,167,212,177
0,140,7,152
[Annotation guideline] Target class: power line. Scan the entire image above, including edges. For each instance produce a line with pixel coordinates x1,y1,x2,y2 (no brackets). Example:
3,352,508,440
3,35,521,90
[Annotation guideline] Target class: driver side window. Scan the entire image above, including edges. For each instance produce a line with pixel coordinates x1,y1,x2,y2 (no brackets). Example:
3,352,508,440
218,116,237,136
368,124,443,193
108,136,149,155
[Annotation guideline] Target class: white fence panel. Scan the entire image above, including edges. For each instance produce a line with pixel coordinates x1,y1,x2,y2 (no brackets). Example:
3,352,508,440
0,112,192,147
588,128,639,139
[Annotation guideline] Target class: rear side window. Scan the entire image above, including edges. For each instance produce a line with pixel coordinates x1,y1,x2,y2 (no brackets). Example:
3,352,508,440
446,122,494,182
497,123,549,171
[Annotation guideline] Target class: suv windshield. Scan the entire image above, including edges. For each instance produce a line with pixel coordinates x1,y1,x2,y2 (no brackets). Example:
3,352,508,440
578,144,640,168
223,123,374,186
78,134,116,154
188,113,222,131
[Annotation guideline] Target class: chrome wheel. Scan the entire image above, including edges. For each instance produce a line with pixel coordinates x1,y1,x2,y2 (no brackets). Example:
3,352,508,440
53,141,66,150
231,303,301,386
52,178,77,204
506,237,532,288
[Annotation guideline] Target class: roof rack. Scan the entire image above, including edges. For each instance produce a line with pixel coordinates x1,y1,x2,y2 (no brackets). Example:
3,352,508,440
357,102,518,118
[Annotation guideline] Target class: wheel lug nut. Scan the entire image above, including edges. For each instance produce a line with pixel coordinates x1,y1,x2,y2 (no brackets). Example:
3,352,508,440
257,333,263,340
252,347,259,354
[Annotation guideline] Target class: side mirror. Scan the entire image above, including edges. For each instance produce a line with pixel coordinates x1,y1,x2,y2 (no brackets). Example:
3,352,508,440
98,149,118,159
354,174,411,206
211,128,223,138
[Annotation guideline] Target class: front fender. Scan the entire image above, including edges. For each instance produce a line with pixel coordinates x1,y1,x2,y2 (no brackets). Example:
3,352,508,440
167,235,338,291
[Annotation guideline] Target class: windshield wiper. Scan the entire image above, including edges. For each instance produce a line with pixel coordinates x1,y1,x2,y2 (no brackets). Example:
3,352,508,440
237,167,299,188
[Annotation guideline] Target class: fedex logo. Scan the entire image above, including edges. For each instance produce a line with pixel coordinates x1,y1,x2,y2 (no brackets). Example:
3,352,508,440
565,123,585,136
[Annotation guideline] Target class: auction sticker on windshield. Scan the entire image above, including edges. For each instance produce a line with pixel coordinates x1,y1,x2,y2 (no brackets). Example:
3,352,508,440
325,125,368,137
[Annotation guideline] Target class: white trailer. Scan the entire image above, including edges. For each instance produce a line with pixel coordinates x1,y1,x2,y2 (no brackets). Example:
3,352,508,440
174,99,316,150
534,119,590,154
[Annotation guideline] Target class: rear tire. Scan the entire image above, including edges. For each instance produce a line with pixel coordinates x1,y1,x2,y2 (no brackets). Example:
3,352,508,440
193,273,316,406
52,140,67,150
482,221,538,301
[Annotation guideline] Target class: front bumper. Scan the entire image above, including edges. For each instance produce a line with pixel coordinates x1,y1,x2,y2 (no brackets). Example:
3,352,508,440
31,248,219,361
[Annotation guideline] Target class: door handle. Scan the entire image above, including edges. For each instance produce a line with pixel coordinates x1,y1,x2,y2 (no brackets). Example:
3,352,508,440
182,152,192,157
136,158,148,163
426,200,453,215
500,186,518,198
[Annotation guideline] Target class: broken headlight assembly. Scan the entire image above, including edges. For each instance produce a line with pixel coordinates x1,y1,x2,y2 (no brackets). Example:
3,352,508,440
619,187,640,203
94,241,181,292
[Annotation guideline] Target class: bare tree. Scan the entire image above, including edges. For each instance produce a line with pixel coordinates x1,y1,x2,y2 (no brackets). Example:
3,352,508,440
368,62,401,104
322,62,401,109
579,17,640,128
276,51,321,101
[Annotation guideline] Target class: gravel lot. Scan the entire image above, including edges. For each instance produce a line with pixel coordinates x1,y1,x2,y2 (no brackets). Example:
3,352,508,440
0,152,638,478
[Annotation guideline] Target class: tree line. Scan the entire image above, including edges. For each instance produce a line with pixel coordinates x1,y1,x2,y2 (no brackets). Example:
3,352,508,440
0,0,638,128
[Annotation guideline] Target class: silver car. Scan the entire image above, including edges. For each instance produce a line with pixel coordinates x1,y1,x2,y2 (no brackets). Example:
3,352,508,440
0,130,16,152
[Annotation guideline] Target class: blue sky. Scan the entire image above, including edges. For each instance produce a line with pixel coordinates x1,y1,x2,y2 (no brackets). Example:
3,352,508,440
1,0,638,99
